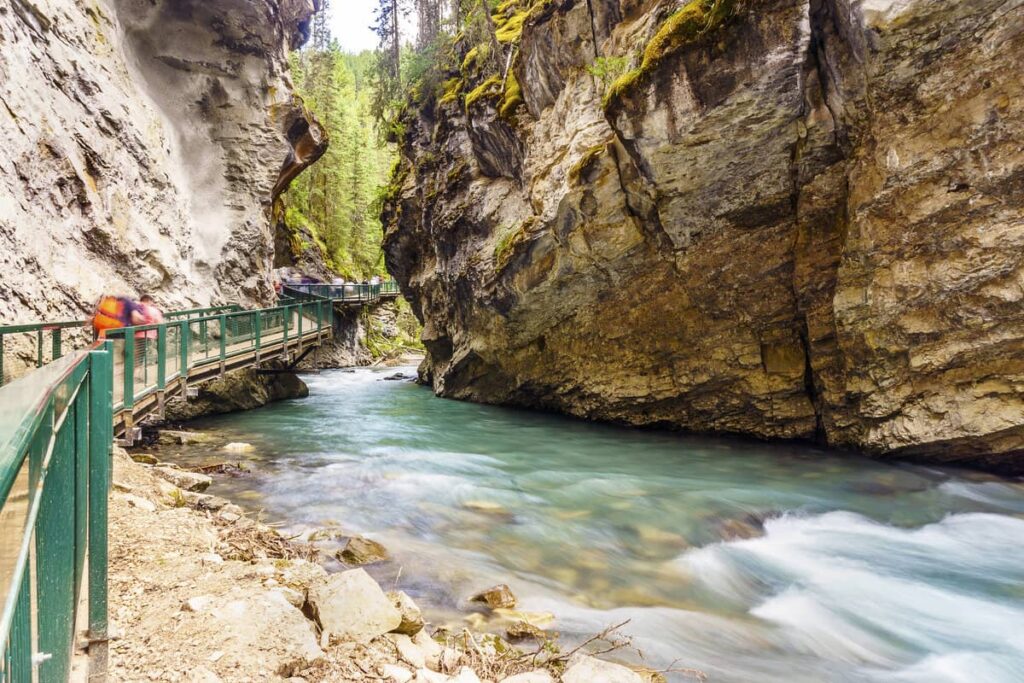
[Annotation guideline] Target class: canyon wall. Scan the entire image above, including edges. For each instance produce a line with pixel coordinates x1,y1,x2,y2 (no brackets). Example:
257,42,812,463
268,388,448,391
0,0,324,348
383,0,1024,471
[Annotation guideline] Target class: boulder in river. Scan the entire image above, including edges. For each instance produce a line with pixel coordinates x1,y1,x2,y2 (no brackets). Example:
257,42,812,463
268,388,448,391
152,466,212,492
337,535,389,565
157,430,210,445
469,584,517,609
223,442,255,453
307,568,401,643
562,655,643,683
505,621,546,641
388,591,425,636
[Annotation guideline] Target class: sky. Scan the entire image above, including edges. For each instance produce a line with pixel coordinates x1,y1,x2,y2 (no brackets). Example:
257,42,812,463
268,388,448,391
328,1,380,53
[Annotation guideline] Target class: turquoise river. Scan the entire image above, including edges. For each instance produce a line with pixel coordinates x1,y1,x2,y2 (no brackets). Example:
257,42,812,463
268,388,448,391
165,366,1024,682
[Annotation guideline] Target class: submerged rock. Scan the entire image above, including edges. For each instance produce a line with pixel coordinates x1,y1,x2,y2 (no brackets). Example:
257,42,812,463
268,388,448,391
469,584,517,610
157,430,210,446
337,535,389,565
129,453,159,465
307,568,401,643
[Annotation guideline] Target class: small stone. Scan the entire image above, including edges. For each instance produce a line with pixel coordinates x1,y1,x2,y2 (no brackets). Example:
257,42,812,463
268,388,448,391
130,453,159,465
219,511,241,522
121,494,156,512
307,568,401,643
412,630,442,669
382,664,414,683
505,621,545,641
383,372,407,381
222,442,254,453
414,669,448,683
450,668,482,683
221,504,244,516
153,466,212,492
469,584,516,610
499,671,555,683
388,591,425,636
440,647,462,671
183,596,214,612
337,535,389,565
199,553,224,565
562,655,643,683
388,633,425,669
208,651,225,662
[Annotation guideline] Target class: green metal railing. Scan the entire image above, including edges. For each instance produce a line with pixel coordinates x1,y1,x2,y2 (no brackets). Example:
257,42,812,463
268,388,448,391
286,280,400,301
0,341,113,682
104,297,333,414
0,276,408,680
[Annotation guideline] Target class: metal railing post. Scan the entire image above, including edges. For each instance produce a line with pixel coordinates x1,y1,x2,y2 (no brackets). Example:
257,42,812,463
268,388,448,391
52,328,62,360
218,315,227,376
254,312,262,363
156,325,166,417
88,341,113,681
179,321,190,398
36,329,43,367
122,334,135,412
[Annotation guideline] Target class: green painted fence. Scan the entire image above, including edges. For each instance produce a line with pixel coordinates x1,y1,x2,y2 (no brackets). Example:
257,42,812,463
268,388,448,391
0,280,404,680
0,341,113,682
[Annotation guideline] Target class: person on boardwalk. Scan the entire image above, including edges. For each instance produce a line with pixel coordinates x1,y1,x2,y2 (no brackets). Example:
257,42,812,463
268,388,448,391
92,295,146,338
135,295,164,340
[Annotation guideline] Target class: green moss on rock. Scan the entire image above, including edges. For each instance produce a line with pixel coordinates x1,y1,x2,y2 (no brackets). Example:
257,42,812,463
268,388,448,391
465,75,503,110
604,0,737,111
499,71,525,119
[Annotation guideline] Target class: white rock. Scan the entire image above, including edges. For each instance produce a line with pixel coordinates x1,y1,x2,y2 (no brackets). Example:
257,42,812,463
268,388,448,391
414,669,449,683
450,668,482,683
388,590,425,635
183,596,214,613
152,466,212,492
307,568,401,643
187,666,222,683
412,630,442,669
199,553,224,565
223,442,254,452
211,590,322,669
440,647,463,671
122,493,156,512
383,664,414,683
273,587,305,609
388,633,425,669
499,671,554,683
562,655,643,683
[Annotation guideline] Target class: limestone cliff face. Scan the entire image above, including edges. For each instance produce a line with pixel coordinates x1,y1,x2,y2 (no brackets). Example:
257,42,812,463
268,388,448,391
383,0,1024,472
0,0,324,328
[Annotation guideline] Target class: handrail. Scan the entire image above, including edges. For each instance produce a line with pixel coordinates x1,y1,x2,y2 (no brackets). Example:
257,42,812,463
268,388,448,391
0,280,406,680
0,341,113,681
286,280,400,302
103,296,334,415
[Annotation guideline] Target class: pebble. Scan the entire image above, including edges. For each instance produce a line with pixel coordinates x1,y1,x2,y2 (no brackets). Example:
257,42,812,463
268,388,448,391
122,494,156,512
182,596,214,613
383,664,414,683
388,633,426,669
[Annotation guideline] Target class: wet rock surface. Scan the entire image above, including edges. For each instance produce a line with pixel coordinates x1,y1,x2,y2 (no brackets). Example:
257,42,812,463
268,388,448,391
383,0,1024,473
163,363,309,422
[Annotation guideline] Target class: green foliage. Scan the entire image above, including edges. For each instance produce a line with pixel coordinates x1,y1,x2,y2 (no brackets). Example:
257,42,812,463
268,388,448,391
285,48,394,280
586,55,629,87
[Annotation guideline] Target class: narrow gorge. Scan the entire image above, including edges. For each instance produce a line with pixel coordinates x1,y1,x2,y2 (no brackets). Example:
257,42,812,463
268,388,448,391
383,0,1024,473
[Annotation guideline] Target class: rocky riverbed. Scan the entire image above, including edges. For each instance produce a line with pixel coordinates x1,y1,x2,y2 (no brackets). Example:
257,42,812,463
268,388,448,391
110,442,673,682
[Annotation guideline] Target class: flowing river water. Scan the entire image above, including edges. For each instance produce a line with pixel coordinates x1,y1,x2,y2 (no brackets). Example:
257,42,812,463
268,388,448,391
165,366,1024,682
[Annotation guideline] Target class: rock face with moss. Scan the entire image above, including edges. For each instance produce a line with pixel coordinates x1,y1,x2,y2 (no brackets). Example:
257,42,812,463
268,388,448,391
383,0,1024,472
